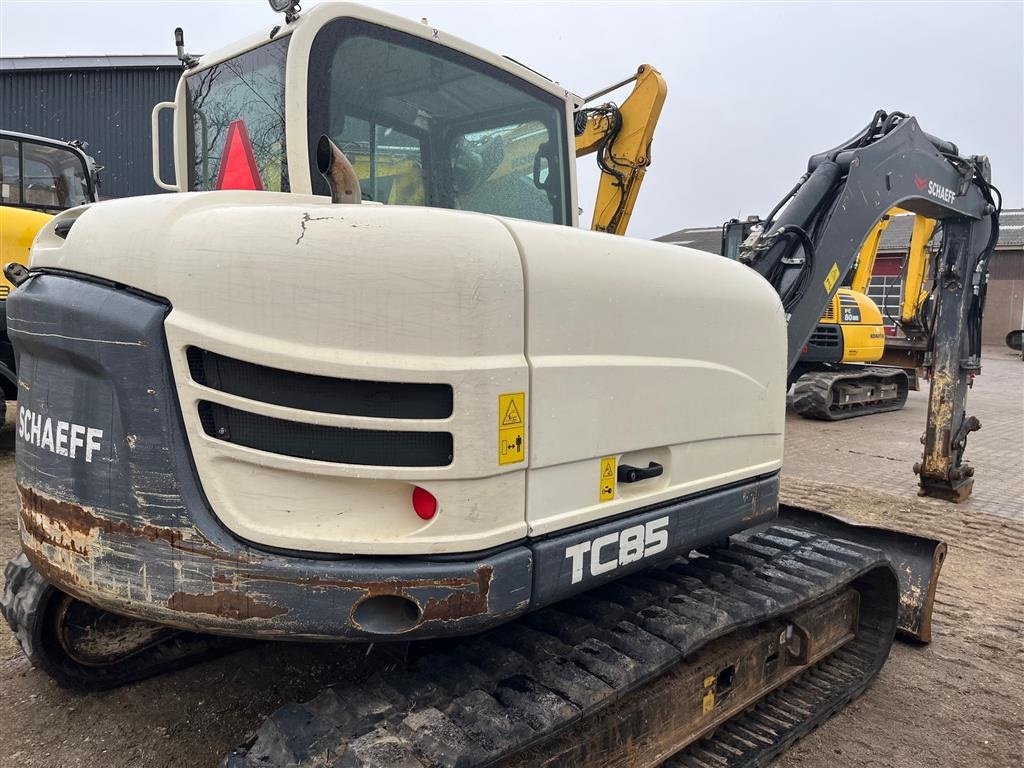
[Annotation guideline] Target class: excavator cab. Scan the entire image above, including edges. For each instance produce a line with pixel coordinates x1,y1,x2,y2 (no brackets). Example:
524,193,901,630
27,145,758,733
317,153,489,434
183,17,572,225
720,217,752,261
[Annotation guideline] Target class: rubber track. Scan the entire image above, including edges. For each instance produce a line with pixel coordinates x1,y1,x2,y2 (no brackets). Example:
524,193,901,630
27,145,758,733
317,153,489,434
1,553,246,690
665,641,882,766
792,367,909,421
1,553,47,663
222,526,898,768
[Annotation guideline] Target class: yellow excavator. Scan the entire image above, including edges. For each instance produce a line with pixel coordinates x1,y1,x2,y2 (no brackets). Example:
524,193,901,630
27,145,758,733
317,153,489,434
722,208,940,419
0,131,100,421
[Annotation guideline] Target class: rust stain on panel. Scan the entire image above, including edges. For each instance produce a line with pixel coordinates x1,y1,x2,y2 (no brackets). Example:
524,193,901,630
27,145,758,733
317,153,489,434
20,504,92,556
420,565,493,622
167,590,288,620
219,564,494,624
20,484,183,546
18,484,250,564
23,543,88,591
220,569,481,593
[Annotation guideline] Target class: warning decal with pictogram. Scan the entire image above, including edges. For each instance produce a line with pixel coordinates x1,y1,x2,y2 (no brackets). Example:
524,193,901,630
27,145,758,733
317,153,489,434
501,398,523,426
599,456,617,501
498,392,526,465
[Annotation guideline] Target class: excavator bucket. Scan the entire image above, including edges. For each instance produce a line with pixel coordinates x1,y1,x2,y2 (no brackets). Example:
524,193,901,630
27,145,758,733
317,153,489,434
776,504,945,643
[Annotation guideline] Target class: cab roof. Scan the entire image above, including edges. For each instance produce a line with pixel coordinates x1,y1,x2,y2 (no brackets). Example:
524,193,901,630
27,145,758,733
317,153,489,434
190,2,582,108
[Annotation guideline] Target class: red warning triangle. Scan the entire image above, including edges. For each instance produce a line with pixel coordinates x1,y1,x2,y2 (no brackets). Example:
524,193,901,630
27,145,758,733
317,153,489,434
215,120,264,191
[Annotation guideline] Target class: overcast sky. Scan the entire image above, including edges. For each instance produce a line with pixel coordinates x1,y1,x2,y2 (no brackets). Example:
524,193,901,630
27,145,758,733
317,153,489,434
2,0,1021,239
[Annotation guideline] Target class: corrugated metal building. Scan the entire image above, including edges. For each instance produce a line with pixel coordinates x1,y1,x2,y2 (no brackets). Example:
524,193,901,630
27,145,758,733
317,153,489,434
656,209,1024,346
0,55,181,199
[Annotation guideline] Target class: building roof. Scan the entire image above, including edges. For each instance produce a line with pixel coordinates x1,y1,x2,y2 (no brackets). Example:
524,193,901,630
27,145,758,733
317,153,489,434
656,208,1024,254
0,55,182,72
653,226,723,253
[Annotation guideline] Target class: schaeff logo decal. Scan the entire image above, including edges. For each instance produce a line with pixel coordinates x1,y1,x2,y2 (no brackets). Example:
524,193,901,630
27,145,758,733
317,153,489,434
914,174,956,204
17,407,104,463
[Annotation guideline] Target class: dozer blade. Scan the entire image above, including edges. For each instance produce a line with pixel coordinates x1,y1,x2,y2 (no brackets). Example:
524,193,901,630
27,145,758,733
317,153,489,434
776,504,945,643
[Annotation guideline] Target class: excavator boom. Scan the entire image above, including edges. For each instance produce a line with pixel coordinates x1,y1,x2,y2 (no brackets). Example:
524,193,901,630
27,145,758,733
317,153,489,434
575,64,667,235
737,112,999,499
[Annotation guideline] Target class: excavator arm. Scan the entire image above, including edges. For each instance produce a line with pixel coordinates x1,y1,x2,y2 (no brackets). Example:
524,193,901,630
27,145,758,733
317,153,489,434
848,207,938,330
848,210,894,295
737,111,1000,500
900,213,939,326
575,65,667,235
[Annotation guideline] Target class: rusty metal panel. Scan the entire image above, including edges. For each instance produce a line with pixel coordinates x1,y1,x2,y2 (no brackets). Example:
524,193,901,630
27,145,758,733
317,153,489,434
10,273,782,644
8,274,532,640
9,273,785,642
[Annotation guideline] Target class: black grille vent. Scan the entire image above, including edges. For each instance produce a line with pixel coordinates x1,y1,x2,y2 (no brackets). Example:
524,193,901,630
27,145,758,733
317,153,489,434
187,347,452,419
808,325,841,348
197,402,453,467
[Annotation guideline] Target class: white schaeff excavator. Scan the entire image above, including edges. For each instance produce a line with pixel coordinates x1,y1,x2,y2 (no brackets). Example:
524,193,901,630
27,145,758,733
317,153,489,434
1,3,998,765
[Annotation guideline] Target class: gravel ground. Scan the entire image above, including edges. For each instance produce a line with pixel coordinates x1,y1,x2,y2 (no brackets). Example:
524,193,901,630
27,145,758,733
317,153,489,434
0,351,1021,768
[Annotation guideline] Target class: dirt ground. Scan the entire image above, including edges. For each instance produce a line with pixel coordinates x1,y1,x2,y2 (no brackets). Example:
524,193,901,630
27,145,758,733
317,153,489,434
0,351,1021,767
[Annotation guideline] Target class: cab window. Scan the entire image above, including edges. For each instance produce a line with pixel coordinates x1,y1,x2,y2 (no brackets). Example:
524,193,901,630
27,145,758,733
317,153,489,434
0,137,92,211
0,139,21,205
307,19,569,224
187,37,290,192
333,115,426,205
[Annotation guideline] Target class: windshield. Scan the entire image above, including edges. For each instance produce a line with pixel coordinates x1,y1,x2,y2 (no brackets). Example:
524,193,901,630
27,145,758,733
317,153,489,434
187,37,290,192
0,137,92,211
307,19,570,225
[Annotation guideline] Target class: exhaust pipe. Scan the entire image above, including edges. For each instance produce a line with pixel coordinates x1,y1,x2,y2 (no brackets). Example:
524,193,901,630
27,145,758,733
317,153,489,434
316,135,362,204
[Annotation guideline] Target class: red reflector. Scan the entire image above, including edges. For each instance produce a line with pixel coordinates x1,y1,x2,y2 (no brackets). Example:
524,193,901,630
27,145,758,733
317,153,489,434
215,119,264,191
412,487,437,520
801,344,809,354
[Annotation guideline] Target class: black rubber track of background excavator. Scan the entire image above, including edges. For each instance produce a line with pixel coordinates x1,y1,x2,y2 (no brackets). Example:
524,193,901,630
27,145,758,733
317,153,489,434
791,367,910,421
222,525,899,768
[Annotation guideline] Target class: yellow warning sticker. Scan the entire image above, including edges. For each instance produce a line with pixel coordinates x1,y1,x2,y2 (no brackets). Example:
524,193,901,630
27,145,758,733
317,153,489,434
702,689,716,714
824,262,841,293
498,392,525,465
599,456,617,502
702,674,717,714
